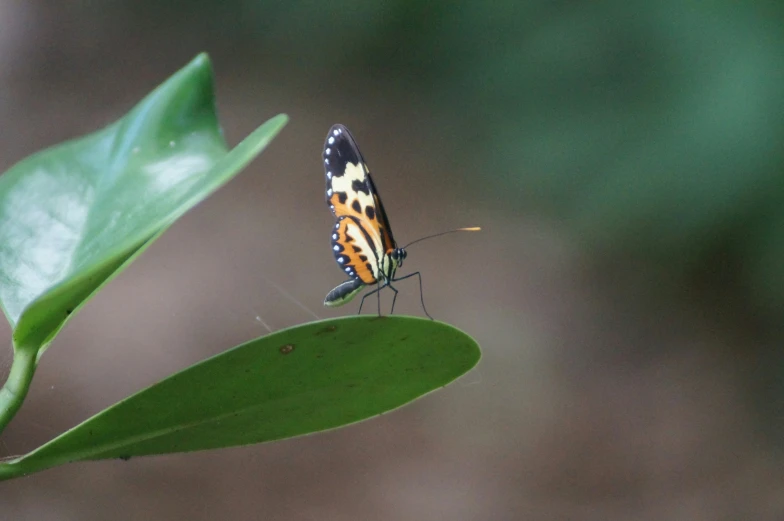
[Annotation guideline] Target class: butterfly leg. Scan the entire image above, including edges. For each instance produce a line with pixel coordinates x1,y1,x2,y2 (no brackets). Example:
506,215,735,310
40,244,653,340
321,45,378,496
390,271,433,320
376,278,382,316
357,282,387,315
388,284,399,315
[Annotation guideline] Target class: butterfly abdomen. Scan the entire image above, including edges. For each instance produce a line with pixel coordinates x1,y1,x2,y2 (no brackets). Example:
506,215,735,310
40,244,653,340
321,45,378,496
324,278,366,307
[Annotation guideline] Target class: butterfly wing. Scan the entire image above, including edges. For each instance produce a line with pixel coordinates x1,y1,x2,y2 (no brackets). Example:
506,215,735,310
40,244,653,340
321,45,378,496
324,124,397,247
329,215,380,285
365,173,396,255
324,123,395,266
324,124,400,306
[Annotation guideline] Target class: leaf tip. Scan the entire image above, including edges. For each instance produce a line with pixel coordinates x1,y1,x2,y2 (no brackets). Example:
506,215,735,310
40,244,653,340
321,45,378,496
189,52,212,70
271,113,289,129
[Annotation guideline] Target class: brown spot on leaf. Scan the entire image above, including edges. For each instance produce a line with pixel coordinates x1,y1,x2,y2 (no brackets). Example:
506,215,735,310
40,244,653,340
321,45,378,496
317,325,338,335
279,344,295,354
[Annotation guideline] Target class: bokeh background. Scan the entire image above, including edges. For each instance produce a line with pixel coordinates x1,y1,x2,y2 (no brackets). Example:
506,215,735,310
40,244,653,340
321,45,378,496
1,2,784,519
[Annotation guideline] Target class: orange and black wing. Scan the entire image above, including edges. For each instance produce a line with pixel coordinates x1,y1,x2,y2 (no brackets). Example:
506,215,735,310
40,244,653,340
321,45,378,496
329,215,380,285
365,173,396,256
323,124,397,254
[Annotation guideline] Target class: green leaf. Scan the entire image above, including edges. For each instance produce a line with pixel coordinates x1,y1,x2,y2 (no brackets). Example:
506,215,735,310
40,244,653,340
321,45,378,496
0,316,481,480
0,53,287,354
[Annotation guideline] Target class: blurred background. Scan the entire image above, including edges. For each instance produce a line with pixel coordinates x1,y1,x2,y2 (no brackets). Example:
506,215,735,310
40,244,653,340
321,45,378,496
1,1,784,519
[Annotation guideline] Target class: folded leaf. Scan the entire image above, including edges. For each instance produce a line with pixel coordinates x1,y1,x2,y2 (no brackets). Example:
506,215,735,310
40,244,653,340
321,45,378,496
0,53,287,353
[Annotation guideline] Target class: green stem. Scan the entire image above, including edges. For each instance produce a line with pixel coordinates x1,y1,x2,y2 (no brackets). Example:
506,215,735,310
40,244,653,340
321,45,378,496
0,347,38,435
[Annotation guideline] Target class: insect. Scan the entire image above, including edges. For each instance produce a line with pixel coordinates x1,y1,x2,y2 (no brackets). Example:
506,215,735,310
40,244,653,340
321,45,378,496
322,124,479,319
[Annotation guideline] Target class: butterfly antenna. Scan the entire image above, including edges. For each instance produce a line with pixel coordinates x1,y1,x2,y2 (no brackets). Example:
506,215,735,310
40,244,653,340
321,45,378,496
402,227,481,249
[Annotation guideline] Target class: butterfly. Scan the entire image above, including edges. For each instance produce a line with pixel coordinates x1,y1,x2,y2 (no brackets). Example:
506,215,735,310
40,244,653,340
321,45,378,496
321,124,479,319
321,124,420,317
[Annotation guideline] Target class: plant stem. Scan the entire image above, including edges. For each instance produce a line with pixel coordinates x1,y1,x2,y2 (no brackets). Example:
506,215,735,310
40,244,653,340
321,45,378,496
0,347,37,435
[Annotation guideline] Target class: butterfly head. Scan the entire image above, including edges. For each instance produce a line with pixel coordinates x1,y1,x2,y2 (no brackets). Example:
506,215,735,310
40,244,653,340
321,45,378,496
391,247,407,268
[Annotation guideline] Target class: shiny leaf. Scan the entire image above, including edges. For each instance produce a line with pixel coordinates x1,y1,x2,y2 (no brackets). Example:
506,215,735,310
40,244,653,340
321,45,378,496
0,316,481,480
0,53,287,353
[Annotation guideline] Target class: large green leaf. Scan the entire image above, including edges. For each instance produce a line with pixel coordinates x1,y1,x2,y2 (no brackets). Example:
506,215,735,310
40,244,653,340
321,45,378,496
0,316,481,480
0,53,287,354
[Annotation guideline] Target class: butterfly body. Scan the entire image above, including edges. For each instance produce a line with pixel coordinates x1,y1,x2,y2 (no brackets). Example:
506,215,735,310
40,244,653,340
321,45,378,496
322,124,418,315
